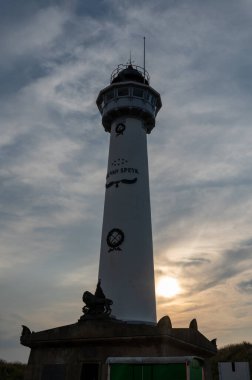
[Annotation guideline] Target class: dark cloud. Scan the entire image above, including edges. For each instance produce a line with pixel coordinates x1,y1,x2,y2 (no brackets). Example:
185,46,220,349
0,130,39,165
156,257,211,269
237,279,252,294
171,176,252,192
75,0,118,19
0,177,38,220
180,257,211,267
157,238,252,297
189,239,252,293
0,60,48,97
0,1,41,25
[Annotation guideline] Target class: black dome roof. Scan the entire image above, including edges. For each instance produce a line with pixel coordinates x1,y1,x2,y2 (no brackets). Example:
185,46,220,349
111,64,149,85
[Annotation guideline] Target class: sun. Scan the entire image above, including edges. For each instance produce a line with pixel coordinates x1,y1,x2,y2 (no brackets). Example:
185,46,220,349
156,276,181,298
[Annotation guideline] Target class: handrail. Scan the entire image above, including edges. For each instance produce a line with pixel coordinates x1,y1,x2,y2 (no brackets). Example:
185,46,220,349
110,64,150,84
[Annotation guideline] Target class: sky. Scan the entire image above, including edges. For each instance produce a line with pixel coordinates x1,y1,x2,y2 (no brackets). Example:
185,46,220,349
0,0,252,363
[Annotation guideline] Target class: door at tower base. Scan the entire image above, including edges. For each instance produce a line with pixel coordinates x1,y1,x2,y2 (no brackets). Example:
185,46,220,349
107,357,205,380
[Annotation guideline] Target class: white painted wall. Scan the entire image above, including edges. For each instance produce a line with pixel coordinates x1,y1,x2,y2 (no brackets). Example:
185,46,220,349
218,362,250,380
98,116,156,323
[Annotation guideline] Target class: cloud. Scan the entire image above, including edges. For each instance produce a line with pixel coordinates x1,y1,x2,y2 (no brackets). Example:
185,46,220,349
177,239,252,293
1,0,252,362
180,257,211,267
0,6,69,63
237,279,252,294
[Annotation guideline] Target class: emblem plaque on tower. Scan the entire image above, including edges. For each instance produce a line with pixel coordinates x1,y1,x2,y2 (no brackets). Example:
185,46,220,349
105,157,139,189
115,122,126,136
106,228,124,252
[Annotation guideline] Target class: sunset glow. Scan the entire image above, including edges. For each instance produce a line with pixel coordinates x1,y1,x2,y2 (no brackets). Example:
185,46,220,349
156,277,181,298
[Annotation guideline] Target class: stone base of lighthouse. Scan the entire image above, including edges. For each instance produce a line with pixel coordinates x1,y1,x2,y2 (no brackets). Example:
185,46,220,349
21,316,217,380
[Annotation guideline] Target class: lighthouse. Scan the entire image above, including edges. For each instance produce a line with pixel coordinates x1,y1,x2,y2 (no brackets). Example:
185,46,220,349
21,62,217,380
96,64,162,323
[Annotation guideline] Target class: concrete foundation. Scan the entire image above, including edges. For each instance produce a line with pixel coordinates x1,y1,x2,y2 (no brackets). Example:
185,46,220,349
21,316,217,380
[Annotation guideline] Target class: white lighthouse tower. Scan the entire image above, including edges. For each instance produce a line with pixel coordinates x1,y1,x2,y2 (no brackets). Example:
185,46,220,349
21,63,217,380
96,64,162,323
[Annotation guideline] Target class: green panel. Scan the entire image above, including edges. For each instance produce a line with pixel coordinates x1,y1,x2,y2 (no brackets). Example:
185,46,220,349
110,363,187,380
153,364,186,380
142,365,153,380
190,360,203,380
133,365,143,379
110,364,133,380
111,364,145,380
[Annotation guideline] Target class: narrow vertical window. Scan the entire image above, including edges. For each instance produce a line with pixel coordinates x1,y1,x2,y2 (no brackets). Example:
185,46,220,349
118,87,129,97
133,87,144,98
106,90,114,101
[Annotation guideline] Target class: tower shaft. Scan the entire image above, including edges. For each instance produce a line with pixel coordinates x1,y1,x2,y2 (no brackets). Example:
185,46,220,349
96,64,162,323
99,116,156,322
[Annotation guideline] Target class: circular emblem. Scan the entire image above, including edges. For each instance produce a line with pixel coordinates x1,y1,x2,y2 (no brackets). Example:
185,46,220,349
107,228,124,251
115,123,126,136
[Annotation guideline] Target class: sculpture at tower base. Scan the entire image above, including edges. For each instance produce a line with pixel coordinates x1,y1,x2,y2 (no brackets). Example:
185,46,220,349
80,279,113,320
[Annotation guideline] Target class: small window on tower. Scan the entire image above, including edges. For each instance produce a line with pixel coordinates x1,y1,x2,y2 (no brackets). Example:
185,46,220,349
144,91,150,101
133,87,144,98
105,90,114,101
151,96,156,106
118,87,129,97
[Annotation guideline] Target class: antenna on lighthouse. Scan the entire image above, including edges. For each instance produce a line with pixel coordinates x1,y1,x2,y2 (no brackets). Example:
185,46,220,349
127,50,134,66
143,36,146,81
